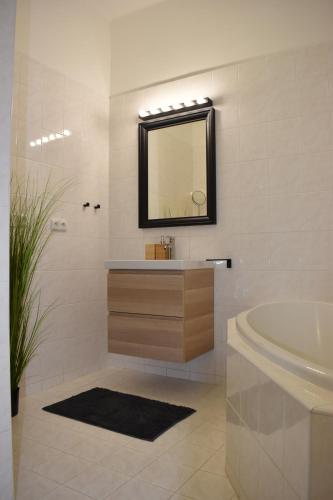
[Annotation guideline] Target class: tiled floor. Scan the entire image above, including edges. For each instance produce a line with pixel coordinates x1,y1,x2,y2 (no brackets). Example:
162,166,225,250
12,368,236,500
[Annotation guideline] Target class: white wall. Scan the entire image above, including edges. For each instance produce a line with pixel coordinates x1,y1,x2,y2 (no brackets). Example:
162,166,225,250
12,0,111,394
108,40,333,383
15,0,110,95
110,0,333,94
11,54,110,394
0,0,16,497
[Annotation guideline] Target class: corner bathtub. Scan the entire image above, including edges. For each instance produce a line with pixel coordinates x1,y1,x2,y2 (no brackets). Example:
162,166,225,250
237,301,333,391
226,301,333,500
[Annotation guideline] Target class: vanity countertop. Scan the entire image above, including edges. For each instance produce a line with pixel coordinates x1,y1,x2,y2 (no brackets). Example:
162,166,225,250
104,260,215,271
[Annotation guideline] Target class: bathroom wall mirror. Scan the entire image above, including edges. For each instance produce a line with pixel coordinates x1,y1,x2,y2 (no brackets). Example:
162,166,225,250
138,108,216,228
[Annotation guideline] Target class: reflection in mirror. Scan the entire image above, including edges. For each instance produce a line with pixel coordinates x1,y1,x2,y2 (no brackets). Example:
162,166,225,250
148,120,207,219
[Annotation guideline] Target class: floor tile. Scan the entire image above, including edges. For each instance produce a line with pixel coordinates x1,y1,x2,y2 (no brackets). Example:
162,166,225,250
14,468,58,500
175,411,207,433
184,423,225,450
42,485,93,500
99,446,155,476
67,437,115,463
14,438,62,471
170,495,193,500
204,412,226,431
19,397,46,417
179,470,235,500
66,464,128,499
33,451,90,484
40,426,83,451
138,455,195,492
200,449,226,475
14,415,83,451
105,476,172,500
12,414,43,437
14,369,224,500
38,410,79,430
78,424,129,446
155,422,194,447
121,434,168,456
164,441,215,469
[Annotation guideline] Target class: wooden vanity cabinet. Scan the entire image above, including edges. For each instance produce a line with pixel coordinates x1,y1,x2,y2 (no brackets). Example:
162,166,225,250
107,268,214,362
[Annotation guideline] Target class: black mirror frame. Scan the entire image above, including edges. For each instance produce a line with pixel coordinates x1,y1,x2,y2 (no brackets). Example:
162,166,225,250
138,108,216,228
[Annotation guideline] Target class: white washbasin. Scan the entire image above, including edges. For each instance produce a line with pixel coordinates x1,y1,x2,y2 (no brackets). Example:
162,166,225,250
104,259,215,270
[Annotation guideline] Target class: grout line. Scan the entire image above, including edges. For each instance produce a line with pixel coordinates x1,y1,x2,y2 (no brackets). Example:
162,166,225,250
14,369,228,498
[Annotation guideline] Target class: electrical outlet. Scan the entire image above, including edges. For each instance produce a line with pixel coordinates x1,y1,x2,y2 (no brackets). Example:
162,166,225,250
50,218,67,232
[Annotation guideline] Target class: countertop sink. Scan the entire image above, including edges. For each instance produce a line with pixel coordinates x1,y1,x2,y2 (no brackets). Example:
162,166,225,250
104,260,215,270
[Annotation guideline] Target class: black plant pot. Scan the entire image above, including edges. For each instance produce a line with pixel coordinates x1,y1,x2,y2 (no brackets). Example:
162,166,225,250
11,387,19,417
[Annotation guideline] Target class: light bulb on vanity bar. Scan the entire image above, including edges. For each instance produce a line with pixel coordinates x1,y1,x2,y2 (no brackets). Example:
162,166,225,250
184,100,195,107
172,102,184,110
139,109,150,118
196,96,208,104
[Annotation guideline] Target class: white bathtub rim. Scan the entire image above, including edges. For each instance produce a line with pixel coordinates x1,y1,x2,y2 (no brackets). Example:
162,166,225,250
236,301,333,392
228,317,333,414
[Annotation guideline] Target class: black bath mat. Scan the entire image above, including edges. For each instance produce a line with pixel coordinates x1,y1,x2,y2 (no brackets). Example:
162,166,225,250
43,387,195,441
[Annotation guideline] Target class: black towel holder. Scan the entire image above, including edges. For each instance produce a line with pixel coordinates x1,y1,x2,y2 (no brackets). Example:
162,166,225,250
206,258,232,268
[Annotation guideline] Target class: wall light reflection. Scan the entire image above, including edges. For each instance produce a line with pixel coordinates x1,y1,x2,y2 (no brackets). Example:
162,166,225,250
30,129,72,148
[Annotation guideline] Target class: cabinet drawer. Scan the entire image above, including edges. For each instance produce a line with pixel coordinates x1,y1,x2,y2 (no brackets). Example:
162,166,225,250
108,270,184,317
108,312,184,362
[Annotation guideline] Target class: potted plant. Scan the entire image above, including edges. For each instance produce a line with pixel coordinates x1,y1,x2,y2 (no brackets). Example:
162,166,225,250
10,178,67,416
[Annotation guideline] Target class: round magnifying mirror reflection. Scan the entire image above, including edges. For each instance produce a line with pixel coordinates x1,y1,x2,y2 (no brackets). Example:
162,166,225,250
191,190,207,215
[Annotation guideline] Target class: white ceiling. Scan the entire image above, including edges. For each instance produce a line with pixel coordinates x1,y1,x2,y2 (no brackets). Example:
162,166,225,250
86,0,166,21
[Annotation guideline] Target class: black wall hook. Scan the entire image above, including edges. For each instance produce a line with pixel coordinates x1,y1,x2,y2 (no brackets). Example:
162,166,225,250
83,202,90,208
94,204,101,210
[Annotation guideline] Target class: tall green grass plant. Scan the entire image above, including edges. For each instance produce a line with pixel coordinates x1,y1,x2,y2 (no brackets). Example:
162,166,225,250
10,178,67,393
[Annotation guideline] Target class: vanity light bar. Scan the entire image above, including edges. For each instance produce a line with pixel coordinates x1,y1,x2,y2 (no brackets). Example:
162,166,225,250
29,129,72,148
138,97,213,121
